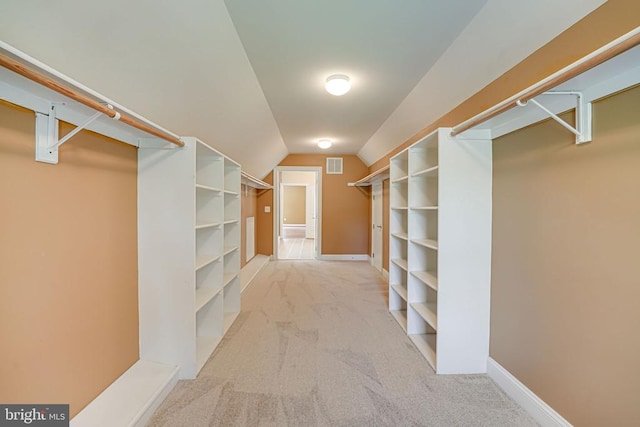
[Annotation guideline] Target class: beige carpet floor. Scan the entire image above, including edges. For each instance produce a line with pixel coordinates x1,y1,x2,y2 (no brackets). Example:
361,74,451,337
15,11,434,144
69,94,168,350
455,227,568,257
149,261,537,426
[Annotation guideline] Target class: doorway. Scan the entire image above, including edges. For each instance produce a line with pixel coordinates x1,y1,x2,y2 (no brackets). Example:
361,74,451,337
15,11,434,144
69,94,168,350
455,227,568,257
274,167,321,260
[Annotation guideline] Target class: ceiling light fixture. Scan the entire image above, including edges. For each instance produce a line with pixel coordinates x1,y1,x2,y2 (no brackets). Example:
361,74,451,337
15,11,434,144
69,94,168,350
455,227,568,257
325,74,351,96
317,139,332,149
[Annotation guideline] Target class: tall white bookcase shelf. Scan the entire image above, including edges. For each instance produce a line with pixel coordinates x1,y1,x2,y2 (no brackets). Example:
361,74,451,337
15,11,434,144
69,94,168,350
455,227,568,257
389,128,492,374
139,137,241,379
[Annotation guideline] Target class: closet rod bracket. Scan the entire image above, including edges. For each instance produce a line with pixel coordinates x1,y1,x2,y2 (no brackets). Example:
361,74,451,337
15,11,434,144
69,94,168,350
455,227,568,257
35,103,118,164
516,91,592,144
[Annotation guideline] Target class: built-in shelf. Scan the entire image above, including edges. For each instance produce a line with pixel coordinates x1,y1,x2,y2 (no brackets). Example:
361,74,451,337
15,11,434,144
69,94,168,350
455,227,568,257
411,206,438,211
391,206,409,210
390,310,408,332
411,302,438,330
391,175,409,183
196,184,222,193
411,238,438,250
412,165,439,178
195,287,222,312
195,255,221,271
391,258,408,271
223,273,237,287
390,127,491,375
195,222,222,230
409,334,437,370
390,284,408,302
140,136,242,381
411,271,438,291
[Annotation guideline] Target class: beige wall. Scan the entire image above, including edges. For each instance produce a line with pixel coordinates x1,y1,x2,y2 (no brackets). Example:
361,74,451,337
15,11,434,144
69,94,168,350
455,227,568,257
240,184,258,267
256,154,369,255
282,186,306,225
491,85,640,426
0,101,139,417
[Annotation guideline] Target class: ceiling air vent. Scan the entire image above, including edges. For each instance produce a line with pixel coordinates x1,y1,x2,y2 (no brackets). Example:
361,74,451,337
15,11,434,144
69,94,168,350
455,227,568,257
326,157,343,175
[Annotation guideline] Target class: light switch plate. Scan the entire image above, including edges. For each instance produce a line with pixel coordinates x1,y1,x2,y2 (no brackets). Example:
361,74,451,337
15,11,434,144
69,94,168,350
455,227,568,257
264,206,271,213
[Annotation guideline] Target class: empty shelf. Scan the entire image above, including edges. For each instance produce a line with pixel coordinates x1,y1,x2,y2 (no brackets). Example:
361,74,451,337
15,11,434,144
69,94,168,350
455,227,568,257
196,184,223,193
195,254,221,271
390,284,408,302
195,287,222,312
411,271,438,291
411,238,438,250
390,310,407,332
195,222,222,230
223,311,239,334
391,232,408,240
409,334,436,371
411,302,437,330
411,165,439,178
391,258,408,271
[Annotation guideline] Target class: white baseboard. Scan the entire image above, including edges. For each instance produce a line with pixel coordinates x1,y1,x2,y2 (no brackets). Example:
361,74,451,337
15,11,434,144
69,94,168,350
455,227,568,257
240,254,270,293
487,357,572,427
382,268,389,281
318,254,369,261
71,360,179,427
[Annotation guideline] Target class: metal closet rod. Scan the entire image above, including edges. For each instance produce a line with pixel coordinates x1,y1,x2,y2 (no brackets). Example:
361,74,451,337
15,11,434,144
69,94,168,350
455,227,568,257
450,26,640,137
0,53,184,147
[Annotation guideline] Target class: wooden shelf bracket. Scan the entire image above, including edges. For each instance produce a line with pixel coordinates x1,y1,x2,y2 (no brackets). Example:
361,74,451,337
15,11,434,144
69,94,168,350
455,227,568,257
35,103,121,164
516,91,592,145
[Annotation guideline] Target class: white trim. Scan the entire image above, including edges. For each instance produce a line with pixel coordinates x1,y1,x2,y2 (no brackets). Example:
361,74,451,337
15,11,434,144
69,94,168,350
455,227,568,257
487,357,573,427
318,254,369,261
70,360,179,427
240,254,270,293
382,268,389,282
274,166,322,260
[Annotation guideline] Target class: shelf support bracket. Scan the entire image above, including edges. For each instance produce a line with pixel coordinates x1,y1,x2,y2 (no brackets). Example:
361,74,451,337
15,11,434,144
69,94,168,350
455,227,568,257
35,103,119,164
516,91,592,144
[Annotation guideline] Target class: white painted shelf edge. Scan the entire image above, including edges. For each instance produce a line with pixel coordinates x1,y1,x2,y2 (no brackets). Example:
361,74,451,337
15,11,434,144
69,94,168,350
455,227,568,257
411,238,438,250
195,222,223,230
410,271,438,291
390,284,408,302
195,254,221,271
195,287,222,312
410,302,438,330
196,184,223,193
391,258,408,271
391,232,408,240
411,165,439,178
389,310,408,332
223,273,238,287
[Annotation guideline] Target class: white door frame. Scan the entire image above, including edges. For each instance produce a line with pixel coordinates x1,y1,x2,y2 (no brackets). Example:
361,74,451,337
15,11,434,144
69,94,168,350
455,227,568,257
371,180,383,272
274,166,322,259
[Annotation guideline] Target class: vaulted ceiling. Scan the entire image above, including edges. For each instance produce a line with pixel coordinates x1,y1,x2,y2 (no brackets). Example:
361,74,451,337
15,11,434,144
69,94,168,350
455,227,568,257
0,0,605,177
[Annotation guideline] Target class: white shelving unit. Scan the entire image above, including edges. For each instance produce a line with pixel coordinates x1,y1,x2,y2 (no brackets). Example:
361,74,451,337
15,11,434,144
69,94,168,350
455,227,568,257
139,137,241,379
389,128,492,374
389,149,409,333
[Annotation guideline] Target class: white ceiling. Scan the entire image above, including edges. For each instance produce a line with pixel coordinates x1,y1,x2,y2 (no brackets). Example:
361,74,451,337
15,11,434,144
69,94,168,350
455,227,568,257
0,0,605,178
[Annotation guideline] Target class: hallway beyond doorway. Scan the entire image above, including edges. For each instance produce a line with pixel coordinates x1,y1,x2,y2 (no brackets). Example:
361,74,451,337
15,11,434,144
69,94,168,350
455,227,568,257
278,225,314,259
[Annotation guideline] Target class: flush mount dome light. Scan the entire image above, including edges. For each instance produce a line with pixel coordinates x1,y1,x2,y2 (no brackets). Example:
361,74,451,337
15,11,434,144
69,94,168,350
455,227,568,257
325,74,351,96
317,139,332,149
